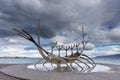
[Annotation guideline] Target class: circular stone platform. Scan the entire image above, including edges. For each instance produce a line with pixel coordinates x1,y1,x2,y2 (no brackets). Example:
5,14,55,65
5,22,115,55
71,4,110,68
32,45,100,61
0,64,113,80
27,63,110,72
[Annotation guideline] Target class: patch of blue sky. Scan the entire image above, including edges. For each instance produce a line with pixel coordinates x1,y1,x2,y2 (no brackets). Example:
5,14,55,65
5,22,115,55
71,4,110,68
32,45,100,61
96,43,120,47
40,38,50,46
24,43,35,47
23,37,50,47
107,23,118,30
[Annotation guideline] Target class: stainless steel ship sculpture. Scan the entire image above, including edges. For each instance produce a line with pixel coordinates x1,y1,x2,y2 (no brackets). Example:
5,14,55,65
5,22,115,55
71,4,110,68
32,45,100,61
13,20,96,72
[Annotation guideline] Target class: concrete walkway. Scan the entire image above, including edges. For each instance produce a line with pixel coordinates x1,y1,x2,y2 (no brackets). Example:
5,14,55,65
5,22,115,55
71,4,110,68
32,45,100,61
0,64,27,80
0,64,120,80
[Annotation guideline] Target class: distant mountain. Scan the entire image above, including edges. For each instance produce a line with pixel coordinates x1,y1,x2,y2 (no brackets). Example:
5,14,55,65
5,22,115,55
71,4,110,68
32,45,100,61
94,54,120,59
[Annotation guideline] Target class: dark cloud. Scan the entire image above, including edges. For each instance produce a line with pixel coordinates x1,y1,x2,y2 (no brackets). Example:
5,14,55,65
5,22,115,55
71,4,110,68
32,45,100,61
0,0,120,44
101,0,120,29
0,0,70,39
24,47,36,50
0,29,15,37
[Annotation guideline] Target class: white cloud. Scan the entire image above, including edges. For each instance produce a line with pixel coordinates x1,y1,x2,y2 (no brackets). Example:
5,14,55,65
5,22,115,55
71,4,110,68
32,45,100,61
109,27,120,38
5,36,30,44
0,42,41,58
84,43,95,50
51,35,66,43
78,0,101,7
86,45,120,57
0,0,120,58
0,0,120,44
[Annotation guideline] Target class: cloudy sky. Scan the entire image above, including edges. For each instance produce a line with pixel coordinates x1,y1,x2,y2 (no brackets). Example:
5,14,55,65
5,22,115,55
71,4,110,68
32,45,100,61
0,0,120,58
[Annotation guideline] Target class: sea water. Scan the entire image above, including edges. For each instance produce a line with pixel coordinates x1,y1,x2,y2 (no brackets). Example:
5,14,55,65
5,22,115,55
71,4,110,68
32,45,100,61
0,58,42,64
93,58,120,65
0,57,120,65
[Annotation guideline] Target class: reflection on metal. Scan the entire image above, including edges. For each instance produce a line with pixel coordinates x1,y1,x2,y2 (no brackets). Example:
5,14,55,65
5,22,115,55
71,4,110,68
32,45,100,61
13,20,96,72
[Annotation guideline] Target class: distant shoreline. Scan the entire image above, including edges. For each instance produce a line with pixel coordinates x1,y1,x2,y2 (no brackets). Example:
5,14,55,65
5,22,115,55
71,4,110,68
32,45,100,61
0,57,40,59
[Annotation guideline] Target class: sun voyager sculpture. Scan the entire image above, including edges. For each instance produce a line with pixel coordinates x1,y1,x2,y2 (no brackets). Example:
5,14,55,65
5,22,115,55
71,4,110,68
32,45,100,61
13,20,96,72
